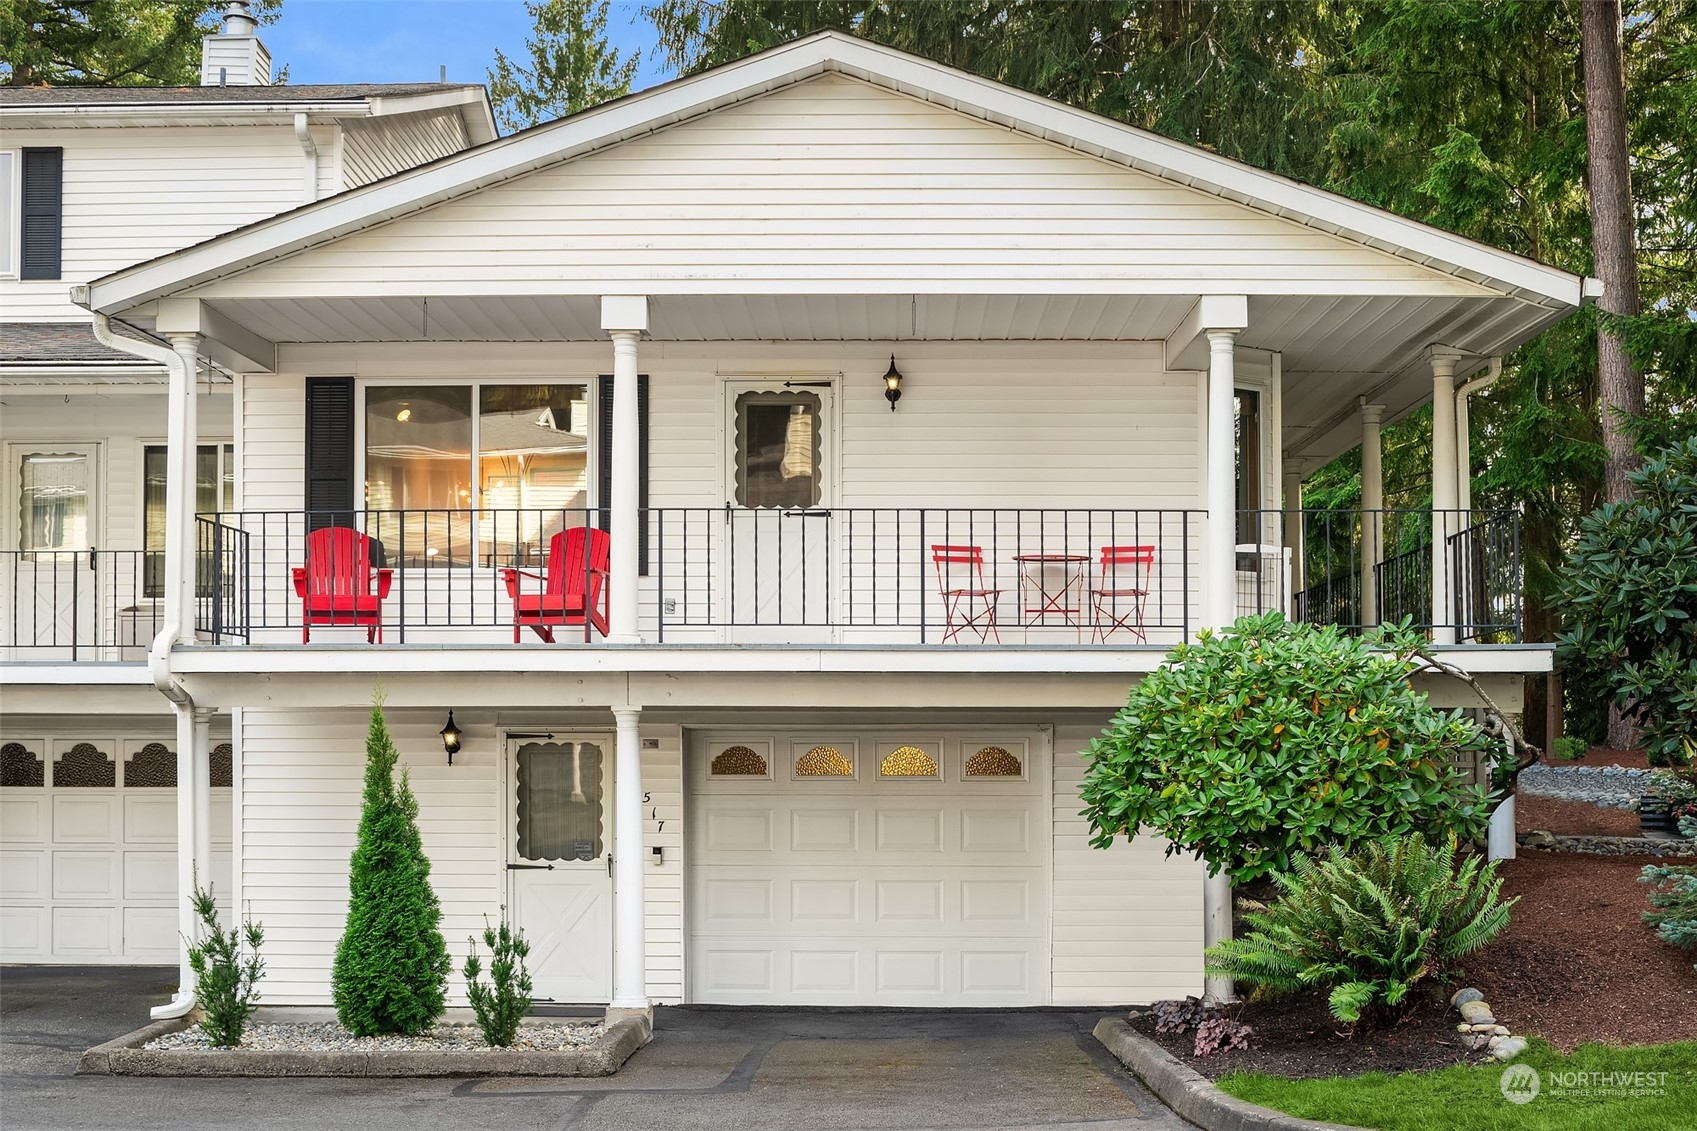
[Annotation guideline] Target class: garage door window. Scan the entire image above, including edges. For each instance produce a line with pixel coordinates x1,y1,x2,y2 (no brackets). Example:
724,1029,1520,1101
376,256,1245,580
124,743,176,788
964,746,1024,778
1,742,43,786
794,744,853,778
878,745,939,779
709,744,769,778
53,743,113,787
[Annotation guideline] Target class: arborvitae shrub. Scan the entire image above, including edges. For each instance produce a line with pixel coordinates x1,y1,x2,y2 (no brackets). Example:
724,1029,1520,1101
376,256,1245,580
331,700,450,1036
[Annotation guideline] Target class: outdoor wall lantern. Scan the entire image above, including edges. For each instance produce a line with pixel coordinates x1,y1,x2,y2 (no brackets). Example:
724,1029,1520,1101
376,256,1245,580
439,711,462,765
882,355,904,411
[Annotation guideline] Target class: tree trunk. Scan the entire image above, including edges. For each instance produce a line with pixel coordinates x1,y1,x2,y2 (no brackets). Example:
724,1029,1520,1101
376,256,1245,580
1581,0,1644,506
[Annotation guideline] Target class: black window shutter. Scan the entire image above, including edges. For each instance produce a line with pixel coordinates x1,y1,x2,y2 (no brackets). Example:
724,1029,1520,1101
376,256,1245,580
19,148,63,281
304,378,356,531
597,374,650,574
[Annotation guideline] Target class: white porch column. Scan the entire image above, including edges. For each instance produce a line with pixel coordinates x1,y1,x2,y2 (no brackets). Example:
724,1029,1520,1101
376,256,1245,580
1283,468,1305,593
609,706,647,1011
1206,329,1239,633
166,332,202,641
1359,402,1384,627
1429,349,1461,644
192,707,214,888
1203,327,1239,1005
600,296,647,644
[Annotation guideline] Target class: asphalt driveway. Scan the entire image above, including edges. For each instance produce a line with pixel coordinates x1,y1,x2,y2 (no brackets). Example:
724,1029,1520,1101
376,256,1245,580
0,966,1193,1131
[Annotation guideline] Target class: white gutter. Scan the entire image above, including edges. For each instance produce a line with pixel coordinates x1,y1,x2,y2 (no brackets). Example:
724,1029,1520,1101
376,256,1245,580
294,113,320,203
88,310,201,1021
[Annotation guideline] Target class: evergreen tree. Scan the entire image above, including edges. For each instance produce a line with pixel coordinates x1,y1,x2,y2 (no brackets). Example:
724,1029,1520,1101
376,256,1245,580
489,0,639,133
331,699,449,1037
2,0,281,87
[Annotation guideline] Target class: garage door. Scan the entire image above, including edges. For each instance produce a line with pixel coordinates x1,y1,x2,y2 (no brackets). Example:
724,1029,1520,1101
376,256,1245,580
688,731,1047,1006
0,735,231,963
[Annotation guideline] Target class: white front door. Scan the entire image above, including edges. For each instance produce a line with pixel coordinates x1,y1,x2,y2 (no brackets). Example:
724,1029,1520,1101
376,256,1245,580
722,381,834,637
506,738,613,1004
5,444,99,659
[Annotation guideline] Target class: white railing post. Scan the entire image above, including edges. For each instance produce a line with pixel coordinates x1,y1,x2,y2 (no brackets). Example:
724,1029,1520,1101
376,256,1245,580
166,332,202,641
1204,326,1239,1005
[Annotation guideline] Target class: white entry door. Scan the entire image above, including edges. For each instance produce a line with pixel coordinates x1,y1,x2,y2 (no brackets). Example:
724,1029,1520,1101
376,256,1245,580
506,738,613,1004
722,381,834,636
6,445,99,659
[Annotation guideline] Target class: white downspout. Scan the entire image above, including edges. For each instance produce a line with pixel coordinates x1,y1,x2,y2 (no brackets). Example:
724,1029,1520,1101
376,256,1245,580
293,113,319,203
1454,358,1501,514
89,311,202,1020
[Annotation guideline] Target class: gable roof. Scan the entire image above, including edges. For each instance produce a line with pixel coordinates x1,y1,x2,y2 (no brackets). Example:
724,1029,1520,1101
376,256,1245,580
83,30,1588,317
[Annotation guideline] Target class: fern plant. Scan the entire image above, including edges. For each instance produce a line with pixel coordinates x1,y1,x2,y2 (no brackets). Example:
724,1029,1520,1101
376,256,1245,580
1204,835,1515,1026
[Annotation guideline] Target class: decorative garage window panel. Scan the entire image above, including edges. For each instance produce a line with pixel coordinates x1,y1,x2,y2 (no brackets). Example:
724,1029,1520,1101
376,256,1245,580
53,743,114,787
879,745,940,779
211,743,233,788
794,744,853,778
965,746,1024,778
710,744,769,778
124,743,176,788
2,742,44,787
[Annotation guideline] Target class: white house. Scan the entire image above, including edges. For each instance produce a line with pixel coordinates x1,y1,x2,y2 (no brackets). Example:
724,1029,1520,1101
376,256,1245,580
4,26,1586,1018
0,6,493,973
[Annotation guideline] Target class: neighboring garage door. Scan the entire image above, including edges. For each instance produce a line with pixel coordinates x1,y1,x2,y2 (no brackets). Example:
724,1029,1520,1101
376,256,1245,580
0,735,231,963
688,730,1047,1006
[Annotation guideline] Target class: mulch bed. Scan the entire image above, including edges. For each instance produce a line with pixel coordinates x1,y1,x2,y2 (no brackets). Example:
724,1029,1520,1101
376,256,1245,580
1516,792,1642,837
1463,851,1697,1051
1130,991,1479,1081
1567,746,1656,770
1132,850,1697,1080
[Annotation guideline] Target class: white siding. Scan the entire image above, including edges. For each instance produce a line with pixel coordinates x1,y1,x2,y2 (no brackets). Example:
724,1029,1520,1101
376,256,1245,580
3,126,309,322
642,725,684,1004
340,110,470,190
239,707,502,1005
1050,721,1205,1004
200,74,1490,300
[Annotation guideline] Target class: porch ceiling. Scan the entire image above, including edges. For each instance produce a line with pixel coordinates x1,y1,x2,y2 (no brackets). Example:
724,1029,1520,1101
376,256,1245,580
112,284,1564,469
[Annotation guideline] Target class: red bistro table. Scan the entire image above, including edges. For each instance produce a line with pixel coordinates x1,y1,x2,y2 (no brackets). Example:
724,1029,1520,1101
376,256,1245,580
1012,552,1090,635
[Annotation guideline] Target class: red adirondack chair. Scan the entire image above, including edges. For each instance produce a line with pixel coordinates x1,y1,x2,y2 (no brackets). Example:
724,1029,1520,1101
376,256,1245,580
502,526,611,643
291,526,394,643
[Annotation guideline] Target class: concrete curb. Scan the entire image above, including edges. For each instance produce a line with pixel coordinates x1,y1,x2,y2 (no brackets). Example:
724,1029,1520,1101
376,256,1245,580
1092,1018,1367,1131
78,1016,650,1078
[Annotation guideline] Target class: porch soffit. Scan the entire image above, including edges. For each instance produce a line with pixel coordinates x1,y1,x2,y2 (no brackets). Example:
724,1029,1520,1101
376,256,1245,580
83,33,1585,319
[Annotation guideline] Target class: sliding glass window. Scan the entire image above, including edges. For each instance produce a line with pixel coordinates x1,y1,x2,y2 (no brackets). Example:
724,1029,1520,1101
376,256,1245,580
364,383,590,567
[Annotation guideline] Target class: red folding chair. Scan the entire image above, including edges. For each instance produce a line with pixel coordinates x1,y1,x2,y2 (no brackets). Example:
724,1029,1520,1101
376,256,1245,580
1091,545,1156,642
931,544,1002,643
291,526,393,643
501,526,611,642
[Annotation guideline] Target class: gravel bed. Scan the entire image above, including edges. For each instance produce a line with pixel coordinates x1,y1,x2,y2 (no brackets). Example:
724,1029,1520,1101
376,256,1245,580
145,1020,604,1053
1517,763,1652,809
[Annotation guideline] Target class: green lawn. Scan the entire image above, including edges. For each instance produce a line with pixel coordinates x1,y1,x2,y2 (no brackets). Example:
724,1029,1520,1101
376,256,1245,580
1217,1040,1697,1131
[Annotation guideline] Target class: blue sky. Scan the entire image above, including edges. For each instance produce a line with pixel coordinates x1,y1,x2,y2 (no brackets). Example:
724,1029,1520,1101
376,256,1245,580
263,0,671,91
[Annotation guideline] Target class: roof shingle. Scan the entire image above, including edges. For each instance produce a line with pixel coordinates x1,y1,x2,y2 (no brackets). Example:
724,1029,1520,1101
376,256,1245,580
1,82,482,106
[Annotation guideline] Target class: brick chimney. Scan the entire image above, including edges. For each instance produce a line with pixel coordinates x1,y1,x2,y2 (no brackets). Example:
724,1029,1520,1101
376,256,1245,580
200,1,272,86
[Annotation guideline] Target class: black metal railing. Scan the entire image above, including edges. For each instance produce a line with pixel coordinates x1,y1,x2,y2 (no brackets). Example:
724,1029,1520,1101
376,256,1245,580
1280,509,1521,642
649,507,1201,642
192,507,1200,646
2,549,161,659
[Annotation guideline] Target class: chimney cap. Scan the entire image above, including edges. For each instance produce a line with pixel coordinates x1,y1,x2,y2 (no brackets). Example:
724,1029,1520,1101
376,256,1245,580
222,1,257,36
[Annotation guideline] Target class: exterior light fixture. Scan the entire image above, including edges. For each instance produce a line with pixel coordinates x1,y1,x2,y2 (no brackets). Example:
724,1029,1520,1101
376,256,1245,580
439,711,462,765
882,355,904,411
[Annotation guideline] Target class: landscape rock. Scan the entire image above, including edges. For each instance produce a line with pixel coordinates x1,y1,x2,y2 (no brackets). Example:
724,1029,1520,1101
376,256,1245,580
1450,988,1485,1007
1492,1036,1530,1061
1458,1001,1497,1025
1518,830,1558,849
